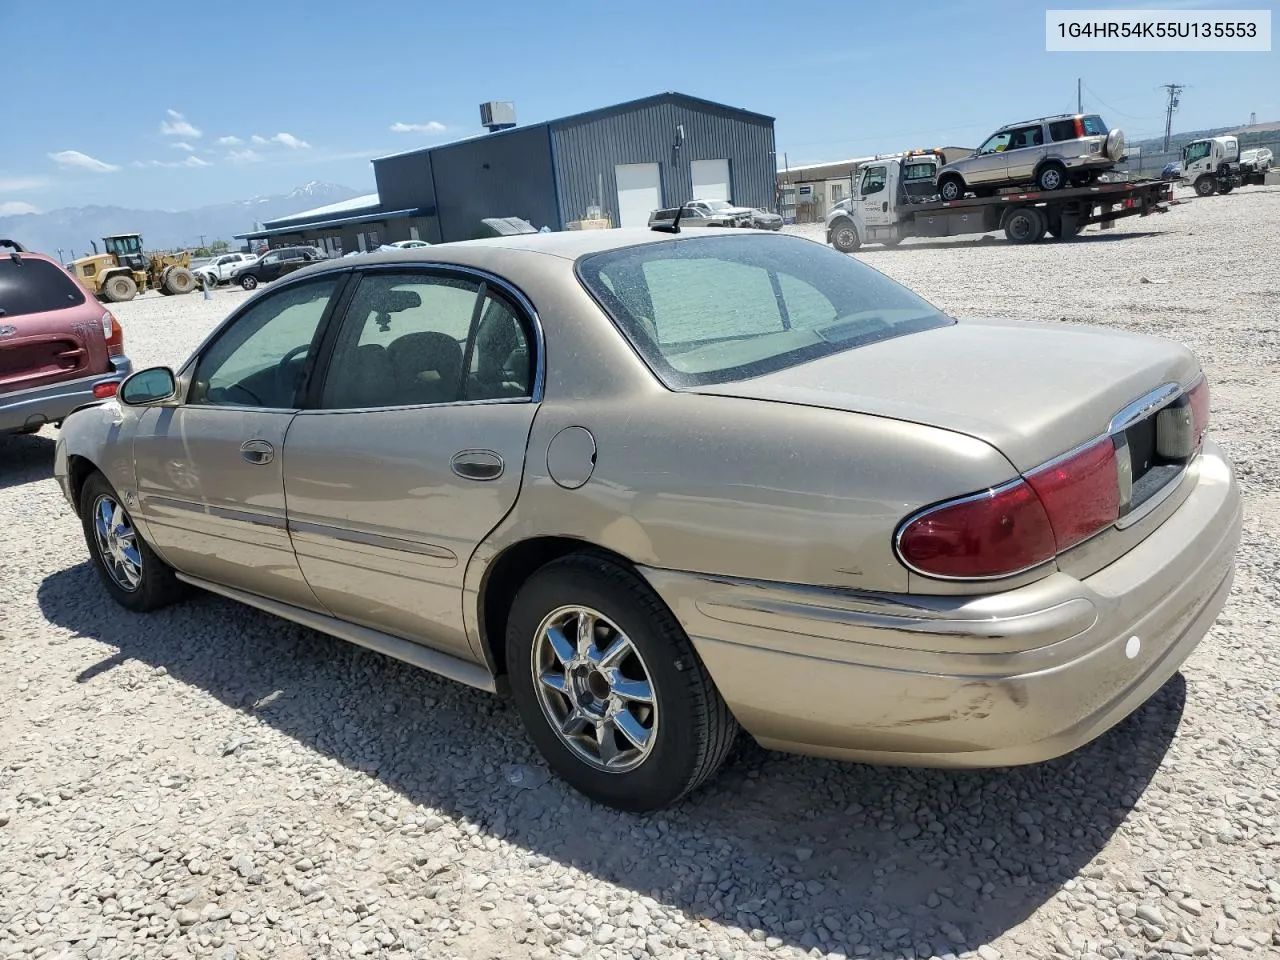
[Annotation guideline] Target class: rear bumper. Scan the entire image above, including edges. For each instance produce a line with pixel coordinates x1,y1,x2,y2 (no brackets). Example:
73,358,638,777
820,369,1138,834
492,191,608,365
0,355,133,434
640,440,1241,767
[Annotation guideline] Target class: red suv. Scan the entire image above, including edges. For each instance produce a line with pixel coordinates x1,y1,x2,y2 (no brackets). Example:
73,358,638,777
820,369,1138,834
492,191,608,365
1,240,132,435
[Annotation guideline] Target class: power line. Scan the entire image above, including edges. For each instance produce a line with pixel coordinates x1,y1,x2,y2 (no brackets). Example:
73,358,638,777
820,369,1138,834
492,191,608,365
1080,81,1165,122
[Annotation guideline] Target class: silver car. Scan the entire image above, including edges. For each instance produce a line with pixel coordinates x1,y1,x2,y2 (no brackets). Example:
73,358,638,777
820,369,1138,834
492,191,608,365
937,113,1126,201
54,229,1240,811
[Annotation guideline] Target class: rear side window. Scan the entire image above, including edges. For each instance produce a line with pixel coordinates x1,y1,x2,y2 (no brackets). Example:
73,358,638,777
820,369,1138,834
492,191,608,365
0,257,87,317
1082,115,1108,136
1048,119,1077,141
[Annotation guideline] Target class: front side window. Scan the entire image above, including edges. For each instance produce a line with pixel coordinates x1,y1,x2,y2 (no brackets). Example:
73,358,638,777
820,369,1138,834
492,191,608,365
318,272,533,409
190,276,339,408
577,234,951,388
860,166,886,195
1183,141,1211,163
979,132,1012,154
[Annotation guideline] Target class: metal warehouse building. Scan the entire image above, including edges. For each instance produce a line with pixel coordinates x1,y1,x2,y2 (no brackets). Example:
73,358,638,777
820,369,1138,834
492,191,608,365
239,92,777,252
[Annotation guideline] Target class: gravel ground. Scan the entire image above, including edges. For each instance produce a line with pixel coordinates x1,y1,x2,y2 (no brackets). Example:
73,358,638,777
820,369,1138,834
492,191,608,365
2,187,1278,960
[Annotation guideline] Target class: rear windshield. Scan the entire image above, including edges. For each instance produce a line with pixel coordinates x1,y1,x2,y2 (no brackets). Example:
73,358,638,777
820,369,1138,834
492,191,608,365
1082,114,1108,136
0,256,87,318
577,234,952,388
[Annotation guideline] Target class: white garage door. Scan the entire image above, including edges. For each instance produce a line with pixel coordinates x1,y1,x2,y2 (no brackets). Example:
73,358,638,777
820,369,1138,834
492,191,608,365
615,163,662,228
691,158,731,201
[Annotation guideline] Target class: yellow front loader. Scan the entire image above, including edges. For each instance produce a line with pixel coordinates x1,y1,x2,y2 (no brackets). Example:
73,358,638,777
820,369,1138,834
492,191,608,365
68,234,198,303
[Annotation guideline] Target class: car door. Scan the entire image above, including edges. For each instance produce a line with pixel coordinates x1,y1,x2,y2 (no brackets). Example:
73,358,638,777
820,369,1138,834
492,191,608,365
254,251,281,281
1003,124,1048,183
131,273,347,608
857,164,891,226
963,131,1014,184
281,267,539,660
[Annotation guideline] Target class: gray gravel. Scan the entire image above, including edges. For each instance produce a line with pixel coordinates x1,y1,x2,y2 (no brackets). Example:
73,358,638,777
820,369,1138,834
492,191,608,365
2,186,1278,960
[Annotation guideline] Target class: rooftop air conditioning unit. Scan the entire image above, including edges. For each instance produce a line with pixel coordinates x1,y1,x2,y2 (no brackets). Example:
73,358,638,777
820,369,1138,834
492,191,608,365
480,101,516,133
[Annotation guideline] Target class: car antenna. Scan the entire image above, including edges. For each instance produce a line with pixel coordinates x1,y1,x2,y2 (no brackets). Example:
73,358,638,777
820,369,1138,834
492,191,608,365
651,205,685,234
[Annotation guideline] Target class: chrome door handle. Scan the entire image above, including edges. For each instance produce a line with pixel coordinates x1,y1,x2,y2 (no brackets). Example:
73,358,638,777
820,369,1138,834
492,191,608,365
451,449,504,481
240,439,274,465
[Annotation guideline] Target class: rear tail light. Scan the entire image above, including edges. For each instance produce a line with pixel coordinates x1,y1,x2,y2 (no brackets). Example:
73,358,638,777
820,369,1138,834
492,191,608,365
1024,438,1120,551
93,382,119,399
102,310,124,357
1187,374,1210,444
895,481,1057,579
897,438,1121,580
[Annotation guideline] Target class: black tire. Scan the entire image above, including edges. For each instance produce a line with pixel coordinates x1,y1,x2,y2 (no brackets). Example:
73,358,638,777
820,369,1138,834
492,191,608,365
880,235,903,247
506,553,738,812
1004,206,1046,244
1217,183,1234,195
103,274,137,303
163,266,196,295
79,471,186,613
830,219,860,253
1047,218,1080,240
1194,176,1217,197
1035,163,1066,191
240,274,259,290
937,174,965,202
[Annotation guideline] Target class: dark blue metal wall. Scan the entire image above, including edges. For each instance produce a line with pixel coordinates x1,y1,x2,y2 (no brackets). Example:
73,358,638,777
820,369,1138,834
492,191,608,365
374,151,441,242
550,98,776,225
429,126,560,240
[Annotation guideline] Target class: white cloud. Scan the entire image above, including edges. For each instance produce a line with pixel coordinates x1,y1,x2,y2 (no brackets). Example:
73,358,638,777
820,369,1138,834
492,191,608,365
251,135,268,145
48,150,121,173
160,109,202,138
217,135,243,146
132,155,213,169
271,132,310,149
390,121,447,134
228,149,263,164
0,175,49,192
0,201,40,216
172,141,195,152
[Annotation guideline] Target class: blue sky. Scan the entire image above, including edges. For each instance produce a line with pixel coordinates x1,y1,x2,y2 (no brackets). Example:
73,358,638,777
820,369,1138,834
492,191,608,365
2,0,1275,214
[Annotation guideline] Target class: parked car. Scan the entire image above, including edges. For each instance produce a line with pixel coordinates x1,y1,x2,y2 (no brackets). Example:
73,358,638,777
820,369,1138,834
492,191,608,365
1161,161,1181,181
54,229,1240,811
936,113,1126,201
747,208,783,230
384,240,432,249
1,239,132,435
231,246,327,290
198,252,259,287
647,205,737,229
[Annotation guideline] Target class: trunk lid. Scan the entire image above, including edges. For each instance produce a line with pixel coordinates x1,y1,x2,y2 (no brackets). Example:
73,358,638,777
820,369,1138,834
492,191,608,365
695,317,1199,473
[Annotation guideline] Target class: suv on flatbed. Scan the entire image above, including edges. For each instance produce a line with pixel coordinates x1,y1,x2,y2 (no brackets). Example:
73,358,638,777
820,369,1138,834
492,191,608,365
1,240,132,435
936,113,1126,201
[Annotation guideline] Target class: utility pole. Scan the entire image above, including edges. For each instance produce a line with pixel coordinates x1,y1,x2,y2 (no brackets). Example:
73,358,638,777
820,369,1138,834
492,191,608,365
57,248,64,264
1077,78,1082,114
1160,83,1185,151
198,234,206,248
1248,111,1256,127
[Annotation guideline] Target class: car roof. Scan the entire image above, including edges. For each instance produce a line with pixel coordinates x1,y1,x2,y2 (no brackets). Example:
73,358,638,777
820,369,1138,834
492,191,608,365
998,112,1097,129
319,227,752,268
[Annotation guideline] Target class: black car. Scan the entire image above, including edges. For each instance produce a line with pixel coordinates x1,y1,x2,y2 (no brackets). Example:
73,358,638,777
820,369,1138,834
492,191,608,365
233,246,326,290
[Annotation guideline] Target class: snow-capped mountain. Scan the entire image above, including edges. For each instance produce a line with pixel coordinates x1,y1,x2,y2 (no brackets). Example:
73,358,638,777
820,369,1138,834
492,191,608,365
0,182,366,258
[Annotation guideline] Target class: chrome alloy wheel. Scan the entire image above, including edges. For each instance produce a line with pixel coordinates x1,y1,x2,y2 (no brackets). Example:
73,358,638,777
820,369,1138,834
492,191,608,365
531,605,658,772
92,494,142,591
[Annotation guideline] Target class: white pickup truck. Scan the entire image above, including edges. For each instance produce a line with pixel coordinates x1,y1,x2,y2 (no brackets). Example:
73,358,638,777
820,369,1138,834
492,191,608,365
197,252,259,287
1178,136,1273,196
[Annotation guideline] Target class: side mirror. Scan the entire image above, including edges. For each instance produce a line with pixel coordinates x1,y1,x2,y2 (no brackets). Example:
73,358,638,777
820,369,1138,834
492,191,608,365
120,366,178,406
